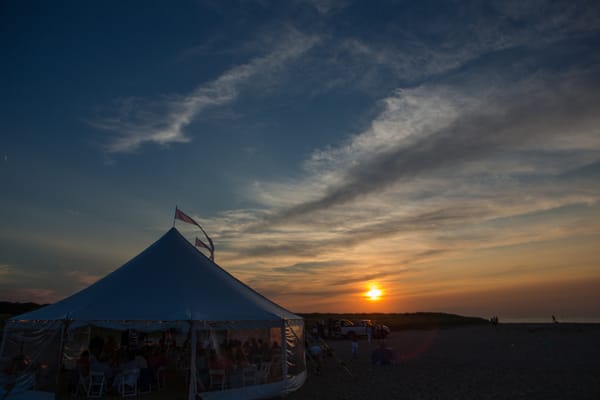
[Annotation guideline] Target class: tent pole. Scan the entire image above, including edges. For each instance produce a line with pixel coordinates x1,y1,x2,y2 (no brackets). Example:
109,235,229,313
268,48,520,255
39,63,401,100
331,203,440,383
0,320,8,358
187,321,197,400
281,320,288,384
55,319,70,398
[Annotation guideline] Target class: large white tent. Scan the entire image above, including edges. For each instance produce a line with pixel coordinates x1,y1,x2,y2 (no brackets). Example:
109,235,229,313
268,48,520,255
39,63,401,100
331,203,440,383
1,228,306,399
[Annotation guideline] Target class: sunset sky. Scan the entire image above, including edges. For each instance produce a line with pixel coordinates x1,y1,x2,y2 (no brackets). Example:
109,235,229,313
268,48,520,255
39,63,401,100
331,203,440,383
1,0,600,322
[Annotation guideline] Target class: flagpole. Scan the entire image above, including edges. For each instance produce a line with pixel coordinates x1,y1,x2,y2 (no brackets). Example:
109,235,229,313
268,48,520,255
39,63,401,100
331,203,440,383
174,207,216,261
173,206,177,227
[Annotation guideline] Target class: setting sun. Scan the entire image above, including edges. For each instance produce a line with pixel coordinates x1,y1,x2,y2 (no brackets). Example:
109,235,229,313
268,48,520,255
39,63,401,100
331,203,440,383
365,285,383,301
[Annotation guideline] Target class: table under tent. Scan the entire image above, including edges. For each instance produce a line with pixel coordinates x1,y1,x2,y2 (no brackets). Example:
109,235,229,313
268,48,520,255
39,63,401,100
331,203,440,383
1,228,306,400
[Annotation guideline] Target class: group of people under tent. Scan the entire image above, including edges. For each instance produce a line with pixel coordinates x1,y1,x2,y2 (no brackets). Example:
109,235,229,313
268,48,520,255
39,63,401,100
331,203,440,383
67,328,285,395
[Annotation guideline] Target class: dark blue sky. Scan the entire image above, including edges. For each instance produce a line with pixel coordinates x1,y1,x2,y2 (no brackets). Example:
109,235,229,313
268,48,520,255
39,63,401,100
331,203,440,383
1,0,600,320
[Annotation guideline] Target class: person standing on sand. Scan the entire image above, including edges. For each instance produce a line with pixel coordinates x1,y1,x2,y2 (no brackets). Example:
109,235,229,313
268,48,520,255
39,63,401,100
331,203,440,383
351,335,358,359
308,343,323,375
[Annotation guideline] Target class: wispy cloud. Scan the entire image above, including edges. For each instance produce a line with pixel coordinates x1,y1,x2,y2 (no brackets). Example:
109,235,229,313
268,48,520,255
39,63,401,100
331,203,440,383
197,62,600,307
5,288,59,304
256,69,600,225
271,260,347,273
294,0,600,97
0,263,12,277
92,30,318,153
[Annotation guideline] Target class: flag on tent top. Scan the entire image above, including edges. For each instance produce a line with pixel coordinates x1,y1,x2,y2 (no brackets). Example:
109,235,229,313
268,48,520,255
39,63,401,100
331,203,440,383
174,207,215,261
195,237,210,250
175,207,194,225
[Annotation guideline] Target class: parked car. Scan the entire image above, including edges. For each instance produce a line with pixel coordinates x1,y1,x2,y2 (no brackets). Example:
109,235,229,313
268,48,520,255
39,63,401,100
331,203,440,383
372,323,391,339
333,319,390,339
336,319,366,338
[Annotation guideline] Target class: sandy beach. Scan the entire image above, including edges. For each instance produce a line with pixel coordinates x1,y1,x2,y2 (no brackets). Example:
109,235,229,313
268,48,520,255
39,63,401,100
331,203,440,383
288,324,600,400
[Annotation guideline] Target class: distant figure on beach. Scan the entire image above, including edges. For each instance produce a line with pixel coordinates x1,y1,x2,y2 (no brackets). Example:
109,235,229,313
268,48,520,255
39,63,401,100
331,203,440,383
490,316,499,325
351,335,358,359
371,342,396,366
552,315,559,324
308,343,323,375
367,325,372,344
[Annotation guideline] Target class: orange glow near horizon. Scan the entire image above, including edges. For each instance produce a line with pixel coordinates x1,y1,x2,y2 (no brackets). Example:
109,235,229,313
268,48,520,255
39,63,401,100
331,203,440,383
365,284,383,302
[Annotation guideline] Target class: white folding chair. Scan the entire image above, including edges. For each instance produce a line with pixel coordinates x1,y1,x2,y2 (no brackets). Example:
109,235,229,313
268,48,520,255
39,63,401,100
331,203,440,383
137,368,154,395
195,368,207,393
257,361,271,384
72,371,89,398
242,365,257,386
208,369,225,390
155,366,166,391
86,371,106,399
118,368,139,398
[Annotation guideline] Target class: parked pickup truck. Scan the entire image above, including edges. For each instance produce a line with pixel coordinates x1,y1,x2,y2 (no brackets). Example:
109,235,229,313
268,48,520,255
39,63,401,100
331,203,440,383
334,319,390,339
